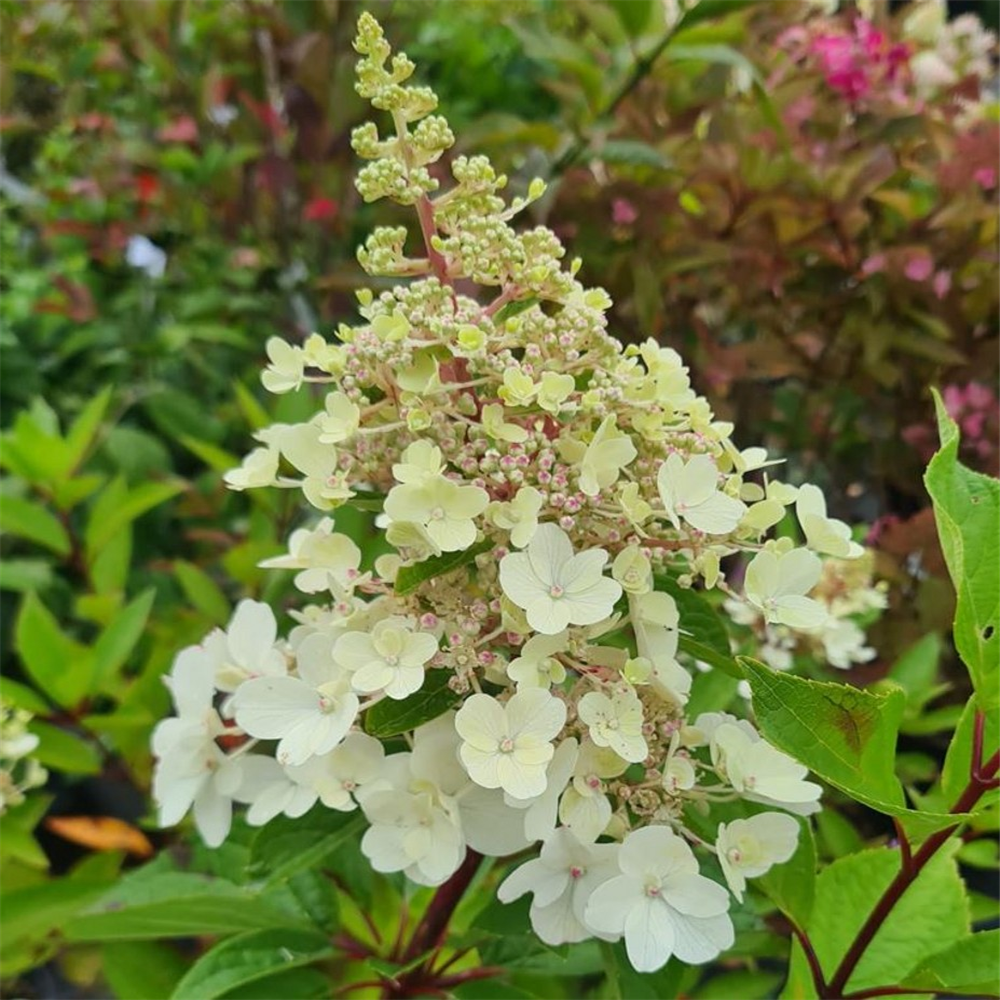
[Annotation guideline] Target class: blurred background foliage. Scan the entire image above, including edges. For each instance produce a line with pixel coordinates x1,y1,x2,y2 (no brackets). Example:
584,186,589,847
0,0,997,997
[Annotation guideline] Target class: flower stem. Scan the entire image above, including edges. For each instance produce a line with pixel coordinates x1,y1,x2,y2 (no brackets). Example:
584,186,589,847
820,715,998,999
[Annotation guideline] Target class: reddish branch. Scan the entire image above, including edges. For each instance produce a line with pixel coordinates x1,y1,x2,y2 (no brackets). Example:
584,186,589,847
814,712,999,999
415,195,451,287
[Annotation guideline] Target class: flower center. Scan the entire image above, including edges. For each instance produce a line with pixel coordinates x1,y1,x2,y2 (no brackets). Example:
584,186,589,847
644,878,662,898
549,584,565,598
499,737,515,754
431,506,446,520
569,865,584,879
318,694,337,714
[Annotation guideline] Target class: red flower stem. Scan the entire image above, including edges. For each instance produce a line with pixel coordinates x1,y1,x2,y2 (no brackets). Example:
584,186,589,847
822,718,998,999
402,850,483,963
415,195,451,287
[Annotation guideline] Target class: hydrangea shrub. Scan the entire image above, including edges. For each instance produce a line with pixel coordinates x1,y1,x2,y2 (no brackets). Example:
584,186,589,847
147,14,999,996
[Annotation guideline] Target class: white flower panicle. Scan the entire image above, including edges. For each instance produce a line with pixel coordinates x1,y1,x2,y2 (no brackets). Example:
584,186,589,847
150,12,853,974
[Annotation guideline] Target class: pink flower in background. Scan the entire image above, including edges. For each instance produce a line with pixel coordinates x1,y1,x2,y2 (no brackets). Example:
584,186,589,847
808,17,911,104
932,271,952,299
904,254,934,282
974,167,997,190
611,198,638,225
907,383,1000,473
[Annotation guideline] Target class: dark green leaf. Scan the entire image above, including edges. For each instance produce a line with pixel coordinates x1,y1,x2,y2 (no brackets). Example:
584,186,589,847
169,929,332,1000
250,805,363,883
101,941,190,1000
394,537,495,596
364,669,461,739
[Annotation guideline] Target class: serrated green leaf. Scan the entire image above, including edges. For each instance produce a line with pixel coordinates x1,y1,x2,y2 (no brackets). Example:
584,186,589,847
785,845,969,996
898,930,1000,995
363,669,461,739
394,537,494,596
89,588,155,693
169,929,331,1000
0,495,71,555
739,658,966,838
15,591,91,708
250,805,363,883
925,389,1000,711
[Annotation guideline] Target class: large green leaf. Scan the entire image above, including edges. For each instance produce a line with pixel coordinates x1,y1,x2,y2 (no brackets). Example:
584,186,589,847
784,845,968,997
363,668,461,739
394,537,494,596
169,929,332,1000
898,930,1000,996
15,591,91,708
0,495,71,555
250,805,363,883
739,658,965,838
65,872,303,941
924,389,1000,711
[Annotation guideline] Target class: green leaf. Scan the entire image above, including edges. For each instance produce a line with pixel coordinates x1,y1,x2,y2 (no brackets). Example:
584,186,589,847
233,381,271,431
250,805,363,883
178,435,241,474
614,0,653,37
601,940,685,999
102,941,190,1000
755,817,815,929
15,591,91,708
656,575,742,678
89,588,155,693
935,696,999,809
0,558,56,593
739,658,966,838
363,669,461,739
0,878,113,977
65,387,113,470
0,675,52,714
785,845,969,995
27,721,102,775
90,522,133,596
898,930,1000,995
694,969,784,1000
218,968,329,1000
85,478,184,559
175,561,231,626
65,872,304,941
0,495,71,555
925,388,1000,711
169,929,332,1000
672,0,755,36
394,537,494,596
